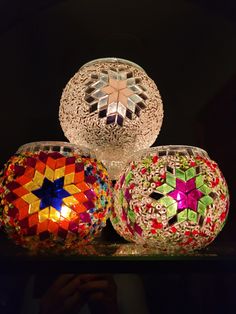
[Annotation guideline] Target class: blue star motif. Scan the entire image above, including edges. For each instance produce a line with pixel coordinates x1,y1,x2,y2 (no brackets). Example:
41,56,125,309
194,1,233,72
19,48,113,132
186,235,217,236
32,177,70,211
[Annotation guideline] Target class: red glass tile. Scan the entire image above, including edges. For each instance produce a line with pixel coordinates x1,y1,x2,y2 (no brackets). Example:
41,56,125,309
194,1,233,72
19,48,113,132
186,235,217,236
65,157,76,165
13,187,29,197
28,213,39,227
73,192,88,203
55,157,66,169
16,175,31,186
18,206,29,220
7,206,19,218
76,182,90,192
65,164,75,175
72,203,87,214
59,219,69,230
74,171,84,184
24,167,35,179
46,157,57,170
35,160,46,174
48,220,59,233
37,220,49,233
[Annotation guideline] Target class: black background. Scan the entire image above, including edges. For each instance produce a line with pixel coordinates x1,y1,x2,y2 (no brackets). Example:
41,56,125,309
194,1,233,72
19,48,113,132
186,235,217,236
0,0,235,242
0,1,236,313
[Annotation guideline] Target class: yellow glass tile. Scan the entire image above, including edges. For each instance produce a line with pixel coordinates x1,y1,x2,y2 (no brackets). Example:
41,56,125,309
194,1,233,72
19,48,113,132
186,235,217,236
60,205,72,220
29,200,41,214
64,173,75,185
24,181,40,192
63,196,78,207
33,171,44,187
64,184,81,194
54,166,65,180
49,207,60,222
45,166,54,181
22,193,39,204
39,207,49,222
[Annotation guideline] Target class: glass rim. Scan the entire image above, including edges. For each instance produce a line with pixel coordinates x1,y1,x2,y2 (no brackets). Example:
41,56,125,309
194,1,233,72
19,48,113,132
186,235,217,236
79,57,145,72
129,145,209,159
16,141,92,154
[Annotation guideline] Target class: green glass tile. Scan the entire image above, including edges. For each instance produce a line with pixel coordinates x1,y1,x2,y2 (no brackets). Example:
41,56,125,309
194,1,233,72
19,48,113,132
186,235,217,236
112,216,120,224
156,183,174,194
188,209,198,223
175,168,186,181
197,202,206,216
195,175,204,188
166,172,176,188
177,209,188,222
185,167,196,180
128,210,136,222
125,172,133,185
159,196,176,207
119,190,124,205
198,184,212,195
199,195,213,206
167,202,177,218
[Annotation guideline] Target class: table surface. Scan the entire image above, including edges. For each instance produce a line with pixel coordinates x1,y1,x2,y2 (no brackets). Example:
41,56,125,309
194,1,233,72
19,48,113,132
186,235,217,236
0,235,236,273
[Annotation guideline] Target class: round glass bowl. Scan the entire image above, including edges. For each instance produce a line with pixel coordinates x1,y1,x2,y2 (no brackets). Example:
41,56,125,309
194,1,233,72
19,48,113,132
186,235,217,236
59,57,164,179
111,145,229,251
0,141,112,251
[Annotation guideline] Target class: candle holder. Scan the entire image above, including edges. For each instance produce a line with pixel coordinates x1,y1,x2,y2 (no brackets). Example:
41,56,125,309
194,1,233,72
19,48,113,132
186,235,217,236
111,145,229,251
0,141,112,251
59,57,163,179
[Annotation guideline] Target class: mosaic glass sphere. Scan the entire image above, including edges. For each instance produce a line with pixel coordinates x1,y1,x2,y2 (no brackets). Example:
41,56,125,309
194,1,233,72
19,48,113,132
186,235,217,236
59,57,163,179
111,146,229,251
0,142,112,251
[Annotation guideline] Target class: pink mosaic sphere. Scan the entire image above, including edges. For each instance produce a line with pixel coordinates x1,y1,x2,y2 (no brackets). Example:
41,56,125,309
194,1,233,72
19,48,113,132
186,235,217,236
111,146,229,251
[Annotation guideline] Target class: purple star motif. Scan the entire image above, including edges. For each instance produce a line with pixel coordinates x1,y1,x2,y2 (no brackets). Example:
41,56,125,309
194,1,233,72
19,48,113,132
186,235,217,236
168,178,203,211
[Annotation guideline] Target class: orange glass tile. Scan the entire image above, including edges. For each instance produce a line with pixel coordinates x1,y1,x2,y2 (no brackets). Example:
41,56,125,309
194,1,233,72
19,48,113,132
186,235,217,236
28,213,39,227
76,182,90,192
24,167,35,179
74,171,84,184
18,206,29,220
48,220,59,233
37,219,49,233
73,192,88,203
16,175,31,186
65,164,75,175
59,219,69,230
54,166,65,180
35,160,46,174
13,198,29,210
13,186,29,197
64,173,75,185
46,157,57,170
56,157,66,169
72,203,87,214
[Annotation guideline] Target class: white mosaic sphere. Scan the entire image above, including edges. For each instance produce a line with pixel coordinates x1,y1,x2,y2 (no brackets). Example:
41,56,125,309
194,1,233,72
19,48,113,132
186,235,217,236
59,58,163,179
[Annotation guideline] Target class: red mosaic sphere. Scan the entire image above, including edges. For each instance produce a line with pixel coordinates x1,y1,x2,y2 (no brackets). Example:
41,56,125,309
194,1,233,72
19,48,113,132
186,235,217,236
0,142,112,252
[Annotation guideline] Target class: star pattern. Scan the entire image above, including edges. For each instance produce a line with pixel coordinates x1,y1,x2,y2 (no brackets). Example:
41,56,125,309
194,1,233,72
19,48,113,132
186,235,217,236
85,70,148,126
32,177,70,211
168,178,203,211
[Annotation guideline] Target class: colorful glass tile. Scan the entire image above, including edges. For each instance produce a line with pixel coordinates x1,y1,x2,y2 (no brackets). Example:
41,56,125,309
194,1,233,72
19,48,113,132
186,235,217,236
111,146,229,251
0,142,112,251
